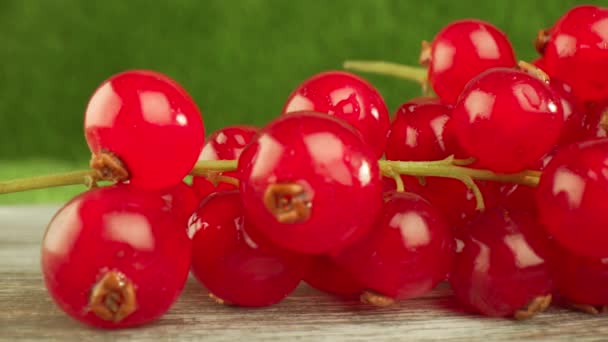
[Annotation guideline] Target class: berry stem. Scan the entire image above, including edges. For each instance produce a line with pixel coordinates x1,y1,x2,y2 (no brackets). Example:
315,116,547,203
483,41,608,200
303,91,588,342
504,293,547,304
190,160,238,175
379,156,541,210
379,157,540,187
343,60,427,84
0,170,97,194
0,160,238,195
0,158,541,197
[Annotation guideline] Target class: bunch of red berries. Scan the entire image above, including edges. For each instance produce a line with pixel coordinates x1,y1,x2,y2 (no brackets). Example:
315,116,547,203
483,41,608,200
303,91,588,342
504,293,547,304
37,4,608,329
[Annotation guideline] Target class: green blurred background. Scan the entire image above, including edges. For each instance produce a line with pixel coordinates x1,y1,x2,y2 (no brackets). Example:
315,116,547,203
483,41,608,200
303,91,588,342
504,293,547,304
0,0,601,203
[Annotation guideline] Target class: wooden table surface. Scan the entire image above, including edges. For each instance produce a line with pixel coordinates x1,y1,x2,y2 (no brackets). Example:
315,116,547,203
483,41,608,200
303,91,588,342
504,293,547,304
1,206,607,341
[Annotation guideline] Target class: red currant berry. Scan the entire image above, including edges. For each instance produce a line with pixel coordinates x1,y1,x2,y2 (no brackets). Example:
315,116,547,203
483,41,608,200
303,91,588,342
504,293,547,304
451,68,564,173
498,151,554,217
450,208,553,318
537,138,608,258
335,191,453,302
405,177,500,229
85,70,204,190
384,97,499,227
303,256,364,297
550,79,585,146
421,20,516,104
538,5,608,103
582,100,608,139
282,71,390,158
385,97,454,162
553,246,608,310
192,125,258,199
161,181,199,229
41,185,191,328
239,112,383,254
190,190,305,307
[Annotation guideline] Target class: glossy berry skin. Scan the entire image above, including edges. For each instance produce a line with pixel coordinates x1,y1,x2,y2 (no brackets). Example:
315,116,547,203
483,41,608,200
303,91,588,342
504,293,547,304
424,20,516,104
41,185,191,328
553,247,608,307
385,98,454,162
192,125,258,199
534,59,586,146
239,112,383,254
498,152,554,217
450,208,553,317
452,68,564,173
304,256,364,297
85,70,204,190
405,177,500,229
540,5,608,103
582,100,608,139
537,139,608,258
550,79,585,146
384,97,498,227
336,192,453,300
190,190,305,307
162,181,199,229
282,71,390,158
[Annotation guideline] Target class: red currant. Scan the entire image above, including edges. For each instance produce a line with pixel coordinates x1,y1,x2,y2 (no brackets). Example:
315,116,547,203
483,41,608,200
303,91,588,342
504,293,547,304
385,97,454,162
537,138,608,258
190,190,305,307
41,185,191,328
303,256,364,297
550,79,586,146
553,246,608,310
451,68,564,173
85,70,204,190
239,112,383,254
538,5,608,103
384,97,499,227
335,191,453,302
282,71,390,158
161,181,199,229
582,100,608,139
450,208,553,318
421,20,516,104
498,151,555,217
192,125,258,199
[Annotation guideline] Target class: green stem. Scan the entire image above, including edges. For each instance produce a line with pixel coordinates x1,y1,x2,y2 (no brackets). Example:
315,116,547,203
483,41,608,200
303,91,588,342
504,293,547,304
379,159,541,187
0,158,540,204
190,160,238,175
0,160,239,195
343,60,428,84
0,170,97,194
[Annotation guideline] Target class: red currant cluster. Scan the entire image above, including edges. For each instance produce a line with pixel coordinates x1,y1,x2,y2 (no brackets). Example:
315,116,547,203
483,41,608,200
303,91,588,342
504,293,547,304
33,4,608,329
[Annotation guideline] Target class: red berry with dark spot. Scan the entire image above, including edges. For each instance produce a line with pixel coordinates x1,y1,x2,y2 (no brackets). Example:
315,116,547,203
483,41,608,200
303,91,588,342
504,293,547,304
41,185,191,328
190,190,305,307
84,70,204,190
451,68,564,173
282,71,390,158
422,20,516,104
239,112,383,254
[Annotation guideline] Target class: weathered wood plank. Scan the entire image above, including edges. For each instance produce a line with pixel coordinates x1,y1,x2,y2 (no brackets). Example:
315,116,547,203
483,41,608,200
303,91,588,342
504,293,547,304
1,206,607,341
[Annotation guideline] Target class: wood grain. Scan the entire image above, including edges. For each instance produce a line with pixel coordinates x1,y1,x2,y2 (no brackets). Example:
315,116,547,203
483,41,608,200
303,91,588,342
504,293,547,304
1,206,607,341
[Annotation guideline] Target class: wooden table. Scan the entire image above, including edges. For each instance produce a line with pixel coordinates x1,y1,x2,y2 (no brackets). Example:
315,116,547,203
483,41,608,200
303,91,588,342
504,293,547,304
1,206,607,341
